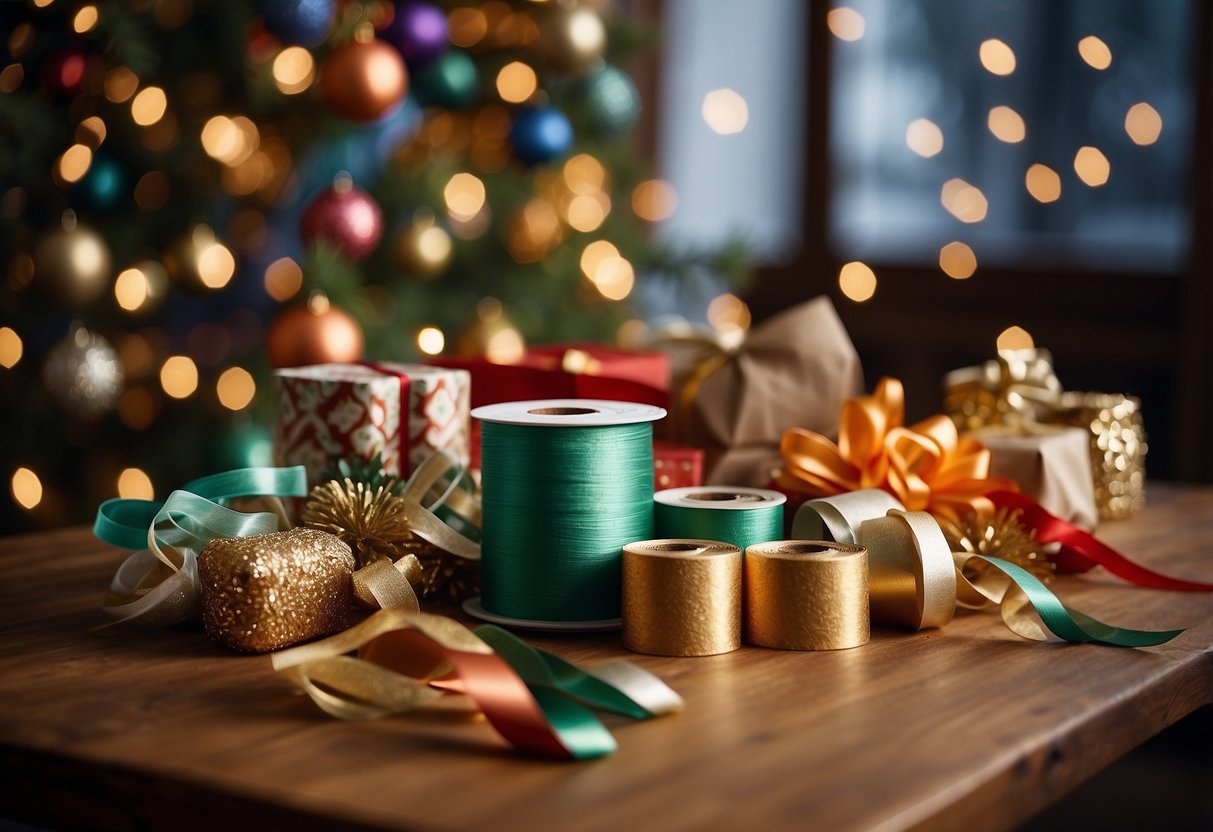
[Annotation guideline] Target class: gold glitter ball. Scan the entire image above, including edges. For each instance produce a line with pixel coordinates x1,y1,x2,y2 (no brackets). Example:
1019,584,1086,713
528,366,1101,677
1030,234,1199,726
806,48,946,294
198,528,355,653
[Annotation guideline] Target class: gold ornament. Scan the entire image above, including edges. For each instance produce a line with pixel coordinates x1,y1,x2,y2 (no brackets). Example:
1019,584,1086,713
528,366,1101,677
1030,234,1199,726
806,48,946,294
302,478,415,568
265,292,364,369
197,528,355,653
33,212,112,307
942,507,1055,584
453,297,526,362
393,211,452,279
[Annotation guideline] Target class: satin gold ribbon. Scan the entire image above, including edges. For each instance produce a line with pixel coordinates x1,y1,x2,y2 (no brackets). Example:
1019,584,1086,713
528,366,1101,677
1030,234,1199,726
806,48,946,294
272,608,679,759
791,488,904,544
621,539,742,657
858,509,958,629
94,467,309,626
352,555,423,611
397,451,482,561
744,540,870,650
777,377,1018,522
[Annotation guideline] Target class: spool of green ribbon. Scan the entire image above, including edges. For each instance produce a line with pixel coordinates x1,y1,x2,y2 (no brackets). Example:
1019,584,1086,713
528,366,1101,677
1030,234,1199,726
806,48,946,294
654,486,786,552
472,400,666,626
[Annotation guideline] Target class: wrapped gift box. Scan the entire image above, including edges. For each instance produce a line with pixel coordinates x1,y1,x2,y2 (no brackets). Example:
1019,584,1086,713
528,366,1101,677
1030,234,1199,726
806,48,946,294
653,441,704,490
975,424,1098,530
275,362,471,487
430,343,669,410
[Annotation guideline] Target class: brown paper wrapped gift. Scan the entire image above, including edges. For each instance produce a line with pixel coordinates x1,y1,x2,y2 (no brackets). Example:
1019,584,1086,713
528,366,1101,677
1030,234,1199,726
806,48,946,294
671,297,863,486
974,424,1098,530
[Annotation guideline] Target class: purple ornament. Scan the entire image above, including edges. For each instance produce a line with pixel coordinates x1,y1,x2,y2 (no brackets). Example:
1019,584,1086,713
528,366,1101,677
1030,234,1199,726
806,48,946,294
382,2,448,69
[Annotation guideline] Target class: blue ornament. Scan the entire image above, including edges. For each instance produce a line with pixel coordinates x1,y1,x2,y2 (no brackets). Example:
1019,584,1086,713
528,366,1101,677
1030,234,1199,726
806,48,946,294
259,0,335,47
77,154,126,212
412,49,478,109
510,106,574,166
576,64,641,137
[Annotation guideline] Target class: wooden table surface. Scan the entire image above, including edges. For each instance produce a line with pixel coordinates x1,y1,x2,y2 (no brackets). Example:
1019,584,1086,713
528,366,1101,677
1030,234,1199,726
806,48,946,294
2,485,1212,832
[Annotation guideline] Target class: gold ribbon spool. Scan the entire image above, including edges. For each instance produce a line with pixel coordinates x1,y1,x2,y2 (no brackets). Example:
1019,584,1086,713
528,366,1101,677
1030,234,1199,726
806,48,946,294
622,539,742,657
857,509,957,630
744,540,870,650
791,488,905,544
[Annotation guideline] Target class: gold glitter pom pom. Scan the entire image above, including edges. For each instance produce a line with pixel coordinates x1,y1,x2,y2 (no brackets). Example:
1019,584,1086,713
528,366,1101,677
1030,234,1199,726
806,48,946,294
941,508,1055,583
302,477,480,604
198,528,354,653
302,479,415,568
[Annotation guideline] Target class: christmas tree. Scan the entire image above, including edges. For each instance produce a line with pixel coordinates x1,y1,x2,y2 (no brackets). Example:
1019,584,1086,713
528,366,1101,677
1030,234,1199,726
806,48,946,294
0,0,748,532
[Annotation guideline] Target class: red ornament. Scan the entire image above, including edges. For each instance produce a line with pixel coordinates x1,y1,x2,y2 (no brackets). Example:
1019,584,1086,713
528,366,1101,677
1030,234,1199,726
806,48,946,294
44,49,88,96
320,38,408,123
300,178,384,261
266,294,365,369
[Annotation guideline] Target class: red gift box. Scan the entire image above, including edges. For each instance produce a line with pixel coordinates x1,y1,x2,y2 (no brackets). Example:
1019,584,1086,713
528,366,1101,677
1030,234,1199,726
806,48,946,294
653,441,704,491
431,343,669,409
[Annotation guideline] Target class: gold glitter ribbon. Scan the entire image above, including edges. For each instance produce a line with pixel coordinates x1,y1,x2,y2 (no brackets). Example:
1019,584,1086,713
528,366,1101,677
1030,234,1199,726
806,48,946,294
621,539,742,657
857,509,958,629
744,541,870,650
351,554,423,611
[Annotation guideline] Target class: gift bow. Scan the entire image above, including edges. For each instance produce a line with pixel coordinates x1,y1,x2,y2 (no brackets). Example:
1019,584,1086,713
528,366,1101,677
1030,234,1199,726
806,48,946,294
778,377,1018,522
944,347,1064,429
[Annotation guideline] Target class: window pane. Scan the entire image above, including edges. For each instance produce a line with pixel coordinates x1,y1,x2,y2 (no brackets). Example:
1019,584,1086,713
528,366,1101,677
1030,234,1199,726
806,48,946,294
829,0,1195,273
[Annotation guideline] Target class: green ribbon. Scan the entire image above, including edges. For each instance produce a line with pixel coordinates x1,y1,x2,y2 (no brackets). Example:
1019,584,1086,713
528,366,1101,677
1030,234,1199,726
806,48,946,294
94,466,308,550
977,555,1185,647
530,688,619,760
476,624,669,719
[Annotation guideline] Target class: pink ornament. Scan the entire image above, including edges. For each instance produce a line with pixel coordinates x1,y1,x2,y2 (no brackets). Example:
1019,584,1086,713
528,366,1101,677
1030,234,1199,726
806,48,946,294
300,179,384,261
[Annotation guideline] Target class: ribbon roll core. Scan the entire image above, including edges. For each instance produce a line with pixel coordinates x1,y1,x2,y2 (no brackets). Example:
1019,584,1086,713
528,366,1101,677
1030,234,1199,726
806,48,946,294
858,509,957,629
791,488,905,544
744,540,870,651
622,539,742,657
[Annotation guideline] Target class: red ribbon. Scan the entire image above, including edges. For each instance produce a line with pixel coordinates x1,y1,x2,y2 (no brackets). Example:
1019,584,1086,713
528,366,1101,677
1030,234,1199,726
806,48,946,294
359,361,412,478
988,491,1213,592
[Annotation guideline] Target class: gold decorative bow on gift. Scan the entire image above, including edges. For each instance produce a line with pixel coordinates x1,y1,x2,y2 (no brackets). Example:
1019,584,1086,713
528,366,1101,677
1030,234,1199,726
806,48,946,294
777,377,1018,523
943,347,1146,520
944,347,1064,431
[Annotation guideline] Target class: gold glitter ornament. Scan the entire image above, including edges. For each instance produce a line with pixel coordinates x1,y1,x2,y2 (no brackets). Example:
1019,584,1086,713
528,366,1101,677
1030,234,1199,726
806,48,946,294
197,528,355,653
302,478,414,568
942,508,1054,584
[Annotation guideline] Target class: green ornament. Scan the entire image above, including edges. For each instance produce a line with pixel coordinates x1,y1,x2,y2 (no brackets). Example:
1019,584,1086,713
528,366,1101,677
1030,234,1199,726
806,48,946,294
412,49,479,110
576,64,640,137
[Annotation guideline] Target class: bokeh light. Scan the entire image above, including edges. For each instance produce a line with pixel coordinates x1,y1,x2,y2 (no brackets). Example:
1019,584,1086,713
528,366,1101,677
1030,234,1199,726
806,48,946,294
997,325,1035,351
707,293,752,333
0,327,22,368
496,61,537,103
939,241,977,279
55,144,92,184
1124,103,1162,145
117,467,154,499
632,179,678,221
827,7,866,42
1025,164,1062,203
987,106,1025,143
159,355,198,399
1078,36,1112,70
417,326,446,355
272,47,315,95
444,172,487,222
838,261,877,302
264,257,303,302
11,467,42,510
216,367,256,410
979,39,1016,75
905,118,944,157
940,178,988,223
1073,146,1110,187
702,88,748,135
72,5,99,33
131,86,167,126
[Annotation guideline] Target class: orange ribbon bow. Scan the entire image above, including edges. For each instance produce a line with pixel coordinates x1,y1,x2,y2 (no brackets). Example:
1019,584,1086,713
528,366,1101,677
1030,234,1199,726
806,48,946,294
777,377,1017,522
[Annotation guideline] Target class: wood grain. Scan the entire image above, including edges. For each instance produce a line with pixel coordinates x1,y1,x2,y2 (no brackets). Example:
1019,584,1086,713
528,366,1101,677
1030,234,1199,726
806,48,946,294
2,486,1211,832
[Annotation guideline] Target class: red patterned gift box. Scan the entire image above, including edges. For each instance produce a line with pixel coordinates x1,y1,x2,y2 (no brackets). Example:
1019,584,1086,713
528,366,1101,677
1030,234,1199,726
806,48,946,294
653,441,704,490
274,362,471,487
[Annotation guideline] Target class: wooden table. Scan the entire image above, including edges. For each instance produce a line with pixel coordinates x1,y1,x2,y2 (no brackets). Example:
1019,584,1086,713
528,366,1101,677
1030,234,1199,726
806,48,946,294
2,485,1211,832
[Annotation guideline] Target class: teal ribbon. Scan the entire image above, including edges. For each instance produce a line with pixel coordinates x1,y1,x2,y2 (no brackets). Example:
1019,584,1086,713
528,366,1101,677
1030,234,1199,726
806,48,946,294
476,625,654,719
530,688,619,760
978,555,1185,647
94,467,308,550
